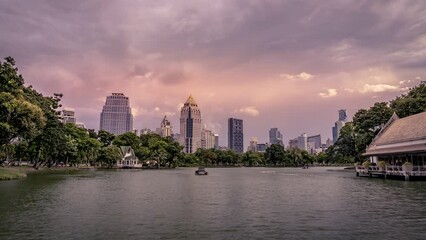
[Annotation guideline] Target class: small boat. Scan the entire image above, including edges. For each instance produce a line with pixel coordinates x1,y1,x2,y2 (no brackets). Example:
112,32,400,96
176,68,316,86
195,166,208,175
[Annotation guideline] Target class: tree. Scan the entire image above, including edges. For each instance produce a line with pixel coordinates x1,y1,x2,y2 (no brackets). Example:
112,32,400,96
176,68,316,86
242,151,264,166
98,145,122,168
0,56,24,95
352,102,393,137
98,130,115,147
0,92,46,146
391,82,426,118
265,144,285,166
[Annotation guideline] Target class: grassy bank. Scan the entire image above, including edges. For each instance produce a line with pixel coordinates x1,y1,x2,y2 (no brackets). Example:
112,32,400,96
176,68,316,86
0,167,27,181
0,166,81,181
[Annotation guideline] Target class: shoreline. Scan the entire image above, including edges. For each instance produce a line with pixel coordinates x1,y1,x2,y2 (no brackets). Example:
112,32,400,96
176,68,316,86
0,166,81,181
1,165,355,181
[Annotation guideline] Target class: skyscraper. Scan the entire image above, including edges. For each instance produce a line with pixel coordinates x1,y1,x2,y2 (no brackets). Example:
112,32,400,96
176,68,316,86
228,118,244,153
179,95,202,153
160,115,173,137
99,93,133,135
338,109,347,121
269,128,283,145
332,109,347,143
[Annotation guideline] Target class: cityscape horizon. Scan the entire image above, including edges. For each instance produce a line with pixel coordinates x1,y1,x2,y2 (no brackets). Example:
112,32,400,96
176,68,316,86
1,1,424,148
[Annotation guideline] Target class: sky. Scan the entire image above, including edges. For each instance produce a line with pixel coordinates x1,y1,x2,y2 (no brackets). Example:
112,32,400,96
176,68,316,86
1,0,425,148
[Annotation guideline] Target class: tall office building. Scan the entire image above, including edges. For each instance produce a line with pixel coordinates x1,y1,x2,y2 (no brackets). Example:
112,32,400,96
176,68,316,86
269,128,284,145
228,118,244,153
332,109,347,143
99,93,133,135
160,115,173,137
179,95,202,153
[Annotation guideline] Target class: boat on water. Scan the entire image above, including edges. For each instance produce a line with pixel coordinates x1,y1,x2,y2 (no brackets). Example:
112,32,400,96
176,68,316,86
195,166,208,175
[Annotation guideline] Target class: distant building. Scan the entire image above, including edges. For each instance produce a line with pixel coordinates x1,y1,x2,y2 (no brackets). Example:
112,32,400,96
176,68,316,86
256,143,268,153
326,138,333,147
75,122,86,129
332,121,345,143
61,109,76,124
307,134,322,149
133,129,139,136
140,128,154,135
201,127,215,149
339,109,347,121
99,93,133,136
228,118,244,153
248,137,258,152
160,115,173,137
180,95,202,153
288,138,298,149
307,142,316,154
269,128,284,145
297,133,308,151
332,109,347,143
214,134,219,149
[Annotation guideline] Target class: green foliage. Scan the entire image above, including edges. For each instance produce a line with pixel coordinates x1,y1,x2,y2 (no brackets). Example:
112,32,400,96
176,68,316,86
265,144,285,166
97,130,115,147
0,56,24,95
391,82,426,118
0,92,46,145
112,132,140,150
97,145,122,168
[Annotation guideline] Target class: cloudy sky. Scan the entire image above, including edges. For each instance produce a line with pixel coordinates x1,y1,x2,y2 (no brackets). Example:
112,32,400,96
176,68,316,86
1,0,425,147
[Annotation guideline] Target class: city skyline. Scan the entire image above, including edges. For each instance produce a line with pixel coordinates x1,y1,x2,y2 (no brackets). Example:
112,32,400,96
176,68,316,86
0,1,425,147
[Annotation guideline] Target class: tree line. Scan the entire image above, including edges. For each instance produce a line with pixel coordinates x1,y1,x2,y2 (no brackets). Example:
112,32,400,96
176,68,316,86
1,56,425,168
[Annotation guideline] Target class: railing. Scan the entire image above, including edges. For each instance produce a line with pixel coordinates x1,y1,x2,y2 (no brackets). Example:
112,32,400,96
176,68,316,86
355,165,426,176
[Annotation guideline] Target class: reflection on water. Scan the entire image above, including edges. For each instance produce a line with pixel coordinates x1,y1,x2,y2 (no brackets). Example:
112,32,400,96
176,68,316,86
1,168,425,240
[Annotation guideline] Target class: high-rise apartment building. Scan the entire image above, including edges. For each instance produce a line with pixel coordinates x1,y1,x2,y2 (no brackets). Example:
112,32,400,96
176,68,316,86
160,115,173,137
179,95,202,153
228,118,244,153
201,128,215,149
99,93,133,135
269,128,284,145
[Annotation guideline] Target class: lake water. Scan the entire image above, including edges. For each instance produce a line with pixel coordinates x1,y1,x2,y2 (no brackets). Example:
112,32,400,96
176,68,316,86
0,167,425,240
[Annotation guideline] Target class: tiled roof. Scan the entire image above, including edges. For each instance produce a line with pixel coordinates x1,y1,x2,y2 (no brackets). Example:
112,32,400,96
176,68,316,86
372,111,426,145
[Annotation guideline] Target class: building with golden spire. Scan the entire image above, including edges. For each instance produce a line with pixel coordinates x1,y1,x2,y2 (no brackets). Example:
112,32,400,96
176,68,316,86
180,95,202,153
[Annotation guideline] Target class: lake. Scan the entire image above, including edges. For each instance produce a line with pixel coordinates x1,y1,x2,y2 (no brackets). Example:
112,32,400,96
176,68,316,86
0,167,425,239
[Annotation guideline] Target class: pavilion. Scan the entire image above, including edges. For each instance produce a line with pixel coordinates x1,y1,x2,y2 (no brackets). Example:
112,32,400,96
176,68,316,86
360,111,426,180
